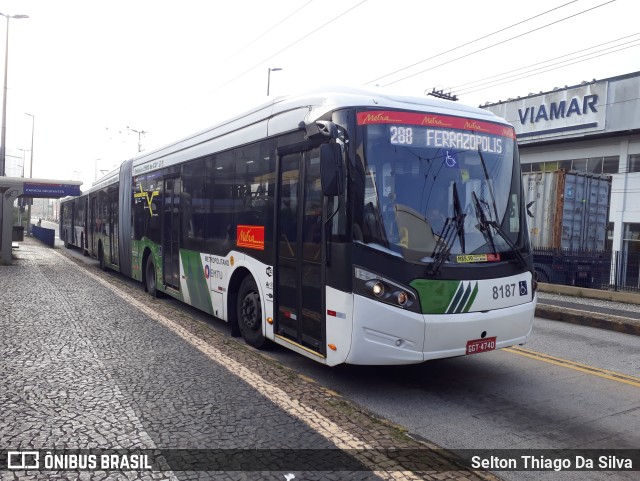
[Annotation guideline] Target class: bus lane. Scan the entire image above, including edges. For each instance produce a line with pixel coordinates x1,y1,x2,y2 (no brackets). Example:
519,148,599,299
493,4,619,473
261,317,640,481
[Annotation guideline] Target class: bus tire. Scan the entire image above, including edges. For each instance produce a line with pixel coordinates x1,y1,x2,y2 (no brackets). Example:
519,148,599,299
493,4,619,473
81,234,89,256
146,255,159,298
237,276,267,349
98,244,107,271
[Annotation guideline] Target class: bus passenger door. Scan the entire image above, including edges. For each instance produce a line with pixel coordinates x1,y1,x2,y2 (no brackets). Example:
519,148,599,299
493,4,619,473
89,195,96,256
276,150,325,356
108,187,118,266
162,176,181,290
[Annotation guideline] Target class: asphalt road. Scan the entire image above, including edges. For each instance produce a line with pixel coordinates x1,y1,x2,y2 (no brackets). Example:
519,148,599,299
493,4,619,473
128,290,640,481
47,233,640,481
259,319,640,481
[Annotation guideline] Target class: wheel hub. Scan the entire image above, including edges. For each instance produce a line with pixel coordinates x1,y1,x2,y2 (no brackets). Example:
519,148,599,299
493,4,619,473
241,292,260,330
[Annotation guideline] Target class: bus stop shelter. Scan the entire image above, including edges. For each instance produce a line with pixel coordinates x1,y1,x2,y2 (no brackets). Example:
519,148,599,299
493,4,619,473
0,176,82,264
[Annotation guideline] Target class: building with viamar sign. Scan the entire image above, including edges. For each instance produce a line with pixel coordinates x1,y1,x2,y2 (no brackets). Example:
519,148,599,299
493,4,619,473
483,71,640,289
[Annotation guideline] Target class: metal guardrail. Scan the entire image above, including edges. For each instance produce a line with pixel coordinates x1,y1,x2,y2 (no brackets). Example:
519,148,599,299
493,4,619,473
30,225,55,247
533,247,640,293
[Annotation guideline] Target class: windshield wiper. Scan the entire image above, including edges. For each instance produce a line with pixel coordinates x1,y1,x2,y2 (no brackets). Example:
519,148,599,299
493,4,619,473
452,183,466,253
472,191,497,253
471,191,527,267
429,184,466,277
429,217,456,276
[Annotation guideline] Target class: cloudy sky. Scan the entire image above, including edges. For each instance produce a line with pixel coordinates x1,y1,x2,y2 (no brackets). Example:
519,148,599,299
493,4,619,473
2,0,639,187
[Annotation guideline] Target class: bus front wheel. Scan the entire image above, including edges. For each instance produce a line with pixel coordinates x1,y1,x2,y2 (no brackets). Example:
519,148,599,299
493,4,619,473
237,276,267,349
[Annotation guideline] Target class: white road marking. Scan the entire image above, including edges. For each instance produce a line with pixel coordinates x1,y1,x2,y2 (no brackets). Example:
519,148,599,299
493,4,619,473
55,249,425,480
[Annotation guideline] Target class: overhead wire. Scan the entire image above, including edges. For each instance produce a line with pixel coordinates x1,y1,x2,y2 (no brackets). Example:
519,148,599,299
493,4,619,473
380,0,617,87
204,0,369,97
212,0,315,70
365,0,580,86
460,41,640,96
452,33,640,93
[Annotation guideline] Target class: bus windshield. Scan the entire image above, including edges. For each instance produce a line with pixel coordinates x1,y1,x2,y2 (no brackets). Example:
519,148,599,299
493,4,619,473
357,110,527,264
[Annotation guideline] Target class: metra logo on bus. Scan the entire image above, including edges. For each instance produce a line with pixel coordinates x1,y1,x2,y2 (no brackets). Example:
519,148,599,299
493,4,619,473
501,127,515,138
463,120,489,132
236,225,265,250
359,113,402,124
420,116,449,127
518,94,598,124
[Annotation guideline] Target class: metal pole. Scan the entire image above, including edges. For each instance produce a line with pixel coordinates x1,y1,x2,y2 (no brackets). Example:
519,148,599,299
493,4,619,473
25,113,34,234
18,148,26,176
0,15,9,177
0,15,9,252
0,13,28,253
267,68,271,97
266,67,282,97
26,113,34,176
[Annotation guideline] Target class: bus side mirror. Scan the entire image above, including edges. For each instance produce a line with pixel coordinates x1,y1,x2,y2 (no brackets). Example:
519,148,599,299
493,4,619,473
320,143,344,197
306,120,338,140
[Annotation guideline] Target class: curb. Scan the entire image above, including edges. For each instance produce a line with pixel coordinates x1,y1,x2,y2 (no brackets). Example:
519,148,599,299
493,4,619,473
537,283,640,305
536,304,640,337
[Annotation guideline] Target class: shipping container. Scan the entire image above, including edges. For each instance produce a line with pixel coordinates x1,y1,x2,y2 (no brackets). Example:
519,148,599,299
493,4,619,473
523,170,611,250
523,170,612,287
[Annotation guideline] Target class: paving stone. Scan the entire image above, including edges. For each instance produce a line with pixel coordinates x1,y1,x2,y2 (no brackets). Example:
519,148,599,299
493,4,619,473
0,239,501,481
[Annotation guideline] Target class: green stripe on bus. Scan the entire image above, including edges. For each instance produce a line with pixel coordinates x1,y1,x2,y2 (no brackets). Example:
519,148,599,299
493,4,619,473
410,279,461,314
447,282,465,314
453,282,473,314
180,250,214,315
463,282,479,313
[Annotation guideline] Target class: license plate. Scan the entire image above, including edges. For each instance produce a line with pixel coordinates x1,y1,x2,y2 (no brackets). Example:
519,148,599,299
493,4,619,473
466,336,497,355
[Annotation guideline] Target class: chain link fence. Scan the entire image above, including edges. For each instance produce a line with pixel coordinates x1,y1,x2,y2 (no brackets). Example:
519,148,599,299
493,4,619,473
532,248,640,293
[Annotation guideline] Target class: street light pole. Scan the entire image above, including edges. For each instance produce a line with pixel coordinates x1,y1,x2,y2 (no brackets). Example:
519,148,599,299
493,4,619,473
17,148,28,177
0,12,28,177
25,113,34,177
25,113,34,235
266,67,282,96
0,12,28,250
95,158,102,181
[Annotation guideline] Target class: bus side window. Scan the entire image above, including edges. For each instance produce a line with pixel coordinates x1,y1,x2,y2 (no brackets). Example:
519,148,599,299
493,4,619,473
206,151,235,253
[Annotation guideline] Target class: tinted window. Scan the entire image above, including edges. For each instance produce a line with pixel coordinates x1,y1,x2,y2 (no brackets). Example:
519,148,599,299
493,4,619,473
206,151,235,253
182,157,207,252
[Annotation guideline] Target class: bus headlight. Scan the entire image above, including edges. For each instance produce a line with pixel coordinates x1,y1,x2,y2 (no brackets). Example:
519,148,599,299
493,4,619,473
397,291,408,306
354,266,420,312
372,282,384,297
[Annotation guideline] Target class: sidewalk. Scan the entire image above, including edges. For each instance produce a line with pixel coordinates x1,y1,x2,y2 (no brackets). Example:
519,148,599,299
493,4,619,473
1,237,500,481
536,284,640,336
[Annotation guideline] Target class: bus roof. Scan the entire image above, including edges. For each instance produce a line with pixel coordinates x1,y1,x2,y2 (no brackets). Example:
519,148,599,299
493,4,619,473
89,86,510,188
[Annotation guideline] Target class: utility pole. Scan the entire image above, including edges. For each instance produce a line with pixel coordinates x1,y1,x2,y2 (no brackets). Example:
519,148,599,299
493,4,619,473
127,126,147,153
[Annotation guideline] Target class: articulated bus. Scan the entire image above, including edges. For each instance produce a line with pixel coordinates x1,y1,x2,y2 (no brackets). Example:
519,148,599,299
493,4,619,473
60,87,537,366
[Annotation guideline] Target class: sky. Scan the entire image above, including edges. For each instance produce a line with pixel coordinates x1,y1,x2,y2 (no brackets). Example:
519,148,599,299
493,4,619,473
1,0,639,188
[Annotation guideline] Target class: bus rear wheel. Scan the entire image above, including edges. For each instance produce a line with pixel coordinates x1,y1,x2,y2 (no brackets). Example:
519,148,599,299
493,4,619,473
98,245,107,271
237,276,267,349
145,256,159,298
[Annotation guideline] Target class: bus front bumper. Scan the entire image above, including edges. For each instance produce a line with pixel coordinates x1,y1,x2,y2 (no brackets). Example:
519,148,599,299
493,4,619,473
345,293,536,365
